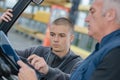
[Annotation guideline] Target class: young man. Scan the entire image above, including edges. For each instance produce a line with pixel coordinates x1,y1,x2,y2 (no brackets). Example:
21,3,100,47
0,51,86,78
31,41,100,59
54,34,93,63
18,0,120,80
0,10,82,80
16,17,82,80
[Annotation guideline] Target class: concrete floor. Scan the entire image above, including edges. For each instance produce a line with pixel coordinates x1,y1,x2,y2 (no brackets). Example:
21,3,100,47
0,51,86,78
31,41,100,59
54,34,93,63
7,28,41,50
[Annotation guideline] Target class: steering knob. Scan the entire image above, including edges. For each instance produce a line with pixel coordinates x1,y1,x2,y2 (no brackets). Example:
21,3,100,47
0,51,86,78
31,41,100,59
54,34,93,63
0,57,11,77
0,63,11,77
0,63,18,80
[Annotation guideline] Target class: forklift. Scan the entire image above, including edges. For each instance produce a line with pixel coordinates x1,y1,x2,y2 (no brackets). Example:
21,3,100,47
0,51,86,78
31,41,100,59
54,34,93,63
0,0,44,80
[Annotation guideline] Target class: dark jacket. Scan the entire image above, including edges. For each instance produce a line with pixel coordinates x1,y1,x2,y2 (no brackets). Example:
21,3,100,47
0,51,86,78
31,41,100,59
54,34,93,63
16,46,82,80
70,29,120,80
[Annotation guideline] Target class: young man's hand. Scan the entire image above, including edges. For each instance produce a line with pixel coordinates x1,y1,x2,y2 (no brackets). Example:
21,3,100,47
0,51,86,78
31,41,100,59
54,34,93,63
17,60,38,80
0,9,13,23
27,54,49,75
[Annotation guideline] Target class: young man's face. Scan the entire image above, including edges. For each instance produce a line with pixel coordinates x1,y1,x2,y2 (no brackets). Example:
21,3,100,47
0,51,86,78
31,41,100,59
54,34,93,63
50,24,74,54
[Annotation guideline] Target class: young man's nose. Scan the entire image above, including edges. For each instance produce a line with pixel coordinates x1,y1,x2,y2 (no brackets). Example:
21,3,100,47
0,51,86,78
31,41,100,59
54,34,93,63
53,35,59,41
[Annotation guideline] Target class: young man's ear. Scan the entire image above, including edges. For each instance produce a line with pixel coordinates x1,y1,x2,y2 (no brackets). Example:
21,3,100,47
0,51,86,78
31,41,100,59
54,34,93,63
70,35,74,43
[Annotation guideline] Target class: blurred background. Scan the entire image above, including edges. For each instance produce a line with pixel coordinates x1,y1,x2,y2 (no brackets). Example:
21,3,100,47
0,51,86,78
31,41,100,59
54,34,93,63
0,0,96,59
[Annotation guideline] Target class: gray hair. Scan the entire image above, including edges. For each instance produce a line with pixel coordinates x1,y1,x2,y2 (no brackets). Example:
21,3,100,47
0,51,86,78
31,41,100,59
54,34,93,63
102,0,120,24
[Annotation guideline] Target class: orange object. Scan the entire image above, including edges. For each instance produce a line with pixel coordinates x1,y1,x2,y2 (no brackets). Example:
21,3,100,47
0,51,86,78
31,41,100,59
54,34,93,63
43,27,50,46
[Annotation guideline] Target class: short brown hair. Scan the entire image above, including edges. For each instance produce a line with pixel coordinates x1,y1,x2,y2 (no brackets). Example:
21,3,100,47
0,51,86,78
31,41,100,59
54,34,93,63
52,17,74,34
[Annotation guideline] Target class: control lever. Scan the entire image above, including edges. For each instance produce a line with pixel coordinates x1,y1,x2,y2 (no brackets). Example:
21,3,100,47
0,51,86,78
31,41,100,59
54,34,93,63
0,0,44,34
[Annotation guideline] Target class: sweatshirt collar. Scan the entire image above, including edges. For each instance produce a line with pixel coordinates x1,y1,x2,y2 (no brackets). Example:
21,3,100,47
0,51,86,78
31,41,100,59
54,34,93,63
50,48,71,60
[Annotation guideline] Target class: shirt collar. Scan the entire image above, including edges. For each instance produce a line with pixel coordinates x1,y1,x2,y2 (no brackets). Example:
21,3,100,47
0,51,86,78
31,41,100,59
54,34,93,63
98,29,120,49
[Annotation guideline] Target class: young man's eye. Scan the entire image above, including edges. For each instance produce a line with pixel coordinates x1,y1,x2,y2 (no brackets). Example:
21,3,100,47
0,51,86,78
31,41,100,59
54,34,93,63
50,33,55,37
59,34,66,37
